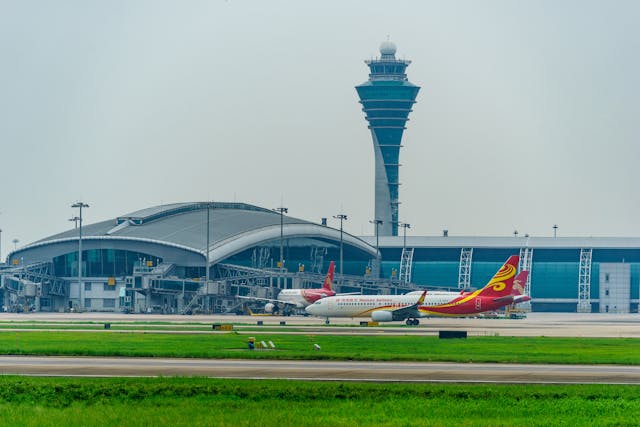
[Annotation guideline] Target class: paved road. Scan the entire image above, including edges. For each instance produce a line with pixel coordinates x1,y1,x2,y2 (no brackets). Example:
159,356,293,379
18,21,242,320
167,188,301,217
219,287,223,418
0,356,638,384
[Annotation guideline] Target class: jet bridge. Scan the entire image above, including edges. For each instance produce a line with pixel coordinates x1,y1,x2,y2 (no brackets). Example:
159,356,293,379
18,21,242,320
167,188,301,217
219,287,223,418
120,259,420,314
0,261,68,312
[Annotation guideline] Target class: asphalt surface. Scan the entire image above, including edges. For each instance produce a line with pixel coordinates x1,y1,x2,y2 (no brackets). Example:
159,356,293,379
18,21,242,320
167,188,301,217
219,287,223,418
0,356,638,384
1,312,638,337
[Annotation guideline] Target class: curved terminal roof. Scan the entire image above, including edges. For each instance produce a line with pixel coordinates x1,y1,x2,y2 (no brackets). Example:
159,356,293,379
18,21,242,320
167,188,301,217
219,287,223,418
19,202,377,263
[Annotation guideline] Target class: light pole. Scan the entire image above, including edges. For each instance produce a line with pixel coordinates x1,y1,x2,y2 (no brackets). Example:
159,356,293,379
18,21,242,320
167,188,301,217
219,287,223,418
69,216,79,229
274,207,288,268
553,224,558,238
12,238,19,251
72,202,89,311
0,228,2,263
400,222,411,254
205,202,211,285
369,219,383,277
333,214,348,283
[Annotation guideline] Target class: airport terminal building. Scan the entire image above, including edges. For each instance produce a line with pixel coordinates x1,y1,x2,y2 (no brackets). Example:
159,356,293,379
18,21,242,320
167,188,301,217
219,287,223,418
1,42,638,316
1,201,639,314
0,202,379,314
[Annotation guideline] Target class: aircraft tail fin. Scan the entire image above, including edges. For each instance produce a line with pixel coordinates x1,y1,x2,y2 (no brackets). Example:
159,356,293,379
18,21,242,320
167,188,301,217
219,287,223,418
416,290,427,305
511,270,529,296
322,261,335,291
477,255,519,297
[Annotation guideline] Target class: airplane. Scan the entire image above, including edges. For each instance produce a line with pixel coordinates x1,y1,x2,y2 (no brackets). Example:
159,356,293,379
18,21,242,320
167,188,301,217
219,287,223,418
305,255,530,325
237,261,340,314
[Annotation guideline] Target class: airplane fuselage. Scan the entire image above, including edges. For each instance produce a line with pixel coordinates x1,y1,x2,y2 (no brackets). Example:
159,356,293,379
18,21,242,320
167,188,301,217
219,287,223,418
305,294,420,318
278,288,336,308
306,291,528,319
305,256,529,321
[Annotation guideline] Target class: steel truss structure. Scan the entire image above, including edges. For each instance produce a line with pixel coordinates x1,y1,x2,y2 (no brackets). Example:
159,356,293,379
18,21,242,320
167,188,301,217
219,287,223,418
577,248,593,313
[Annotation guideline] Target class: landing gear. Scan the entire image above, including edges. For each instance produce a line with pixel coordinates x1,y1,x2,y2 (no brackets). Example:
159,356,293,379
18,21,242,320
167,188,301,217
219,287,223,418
405,318,420,326
325,318,330,325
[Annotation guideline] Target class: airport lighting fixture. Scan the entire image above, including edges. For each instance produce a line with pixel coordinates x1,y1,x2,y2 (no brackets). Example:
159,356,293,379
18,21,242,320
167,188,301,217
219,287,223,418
69,216,80,229
71,202,89,310
12,238,19,251
553,224,558,238
400,222,411,253
205,202,212,285
369,219,383,276
333,214,348,282
274,207,288,268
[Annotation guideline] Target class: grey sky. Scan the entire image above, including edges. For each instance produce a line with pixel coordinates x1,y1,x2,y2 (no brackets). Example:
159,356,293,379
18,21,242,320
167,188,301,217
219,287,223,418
1,0,639,260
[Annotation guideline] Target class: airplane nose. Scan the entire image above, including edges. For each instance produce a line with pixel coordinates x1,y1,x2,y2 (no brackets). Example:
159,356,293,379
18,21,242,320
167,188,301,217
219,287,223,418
305,305,316,315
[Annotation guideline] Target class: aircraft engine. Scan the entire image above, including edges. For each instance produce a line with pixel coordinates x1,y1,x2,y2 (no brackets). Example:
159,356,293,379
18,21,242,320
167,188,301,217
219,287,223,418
264,303,276,313
371,310,394,322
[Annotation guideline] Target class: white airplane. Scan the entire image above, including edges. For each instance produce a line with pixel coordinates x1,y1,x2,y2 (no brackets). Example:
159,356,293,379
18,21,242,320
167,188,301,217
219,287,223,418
238,261,339,313
305,255,530,325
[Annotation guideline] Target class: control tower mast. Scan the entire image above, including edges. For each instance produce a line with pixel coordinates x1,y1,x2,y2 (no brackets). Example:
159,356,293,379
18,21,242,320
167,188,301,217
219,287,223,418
356,40,420,236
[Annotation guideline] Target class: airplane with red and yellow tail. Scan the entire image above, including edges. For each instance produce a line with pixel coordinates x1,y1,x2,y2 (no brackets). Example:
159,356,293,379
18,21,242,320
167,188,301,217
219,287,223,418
305,255,530,325
239,261,342,313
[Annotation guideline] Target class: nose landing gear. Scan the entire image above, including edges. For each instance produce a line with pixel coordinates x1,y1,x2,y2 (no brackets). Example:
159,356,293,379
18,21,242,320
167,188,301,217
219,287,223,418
405,318,420,326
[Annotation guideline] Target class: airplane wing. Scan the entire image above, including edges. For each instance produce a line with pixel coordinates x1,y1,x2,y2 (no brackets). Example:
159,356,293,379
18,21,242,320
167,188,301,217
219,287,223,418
372,291,427,322
393,290,427,319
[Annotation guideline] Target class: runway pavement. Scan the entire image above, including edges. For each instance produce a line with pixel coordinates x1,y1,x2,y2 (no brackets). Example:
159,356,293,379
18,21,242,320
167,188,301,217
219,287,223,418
0,312,638,337
0,356,638,384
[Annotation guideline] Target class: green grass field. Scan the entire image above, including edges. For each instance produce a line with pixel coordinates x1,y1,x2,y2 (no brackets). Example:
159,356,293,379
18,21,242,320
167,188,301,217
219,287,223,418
0,331,638,425
0,331,639,364
0,377,637,426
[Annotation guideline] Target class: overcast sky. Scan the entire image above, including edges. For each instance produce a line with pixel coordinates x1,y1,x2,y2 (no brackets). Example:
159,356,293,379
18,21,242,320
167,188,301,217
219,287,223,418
1,0,639,259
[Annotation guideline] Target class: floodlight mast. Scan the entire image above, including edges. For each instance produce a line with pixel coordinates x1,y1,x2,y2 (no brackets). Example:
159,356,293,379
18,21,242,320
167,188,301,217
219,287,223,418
71,202,89,311
333,214,348,283
205,202,212,285
400,222,411,254
369,219,383,277
274,207,288,268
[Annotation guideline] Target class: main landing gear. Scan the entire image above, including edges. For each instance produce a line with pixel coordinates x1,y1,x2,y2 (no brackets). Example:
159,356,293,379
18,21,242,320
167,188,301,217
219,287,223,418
405,318,420,326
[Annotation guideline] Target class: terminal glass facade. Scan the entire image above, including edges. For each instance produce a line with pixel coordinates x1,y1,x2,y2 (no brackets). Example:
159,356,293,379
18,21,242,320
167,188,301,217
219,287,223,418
53,249,162,278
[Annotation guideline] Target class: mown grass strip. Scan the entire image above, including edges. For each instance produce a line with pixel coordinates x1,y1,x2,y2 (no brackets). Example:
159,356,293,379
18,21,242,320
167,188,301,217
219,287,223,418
0,331,639,364
0,377,637,426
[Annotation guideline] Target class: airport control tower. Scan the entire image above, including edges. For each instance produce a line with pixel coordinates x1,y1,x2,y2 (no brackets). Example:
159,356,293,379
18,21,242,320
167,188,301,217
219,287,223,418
356,40,420,236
